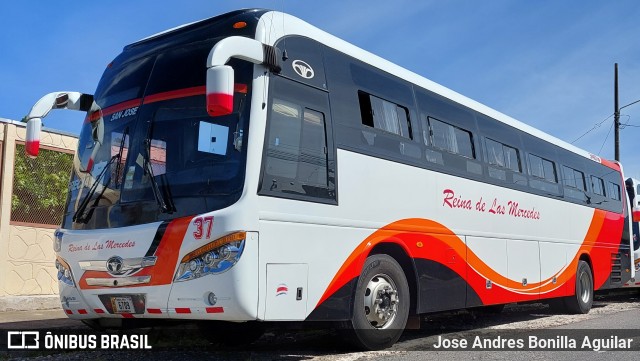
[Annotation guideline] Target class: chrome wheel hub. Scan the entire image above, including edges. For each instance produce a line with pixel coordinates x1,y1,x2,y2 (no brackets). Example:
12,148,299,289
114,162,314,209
579,272,591,304
363,274,399,328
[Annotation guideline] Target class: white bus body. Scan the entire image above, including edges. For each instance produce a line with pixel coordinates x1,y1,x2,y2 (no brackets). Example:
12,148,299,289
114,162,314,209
25,9,633,349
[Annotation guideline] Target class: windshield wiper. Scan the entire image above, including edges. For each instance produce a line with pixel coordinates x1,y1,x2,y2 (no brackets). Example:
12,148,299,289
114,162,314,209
73,128,128,223
143,121,175,214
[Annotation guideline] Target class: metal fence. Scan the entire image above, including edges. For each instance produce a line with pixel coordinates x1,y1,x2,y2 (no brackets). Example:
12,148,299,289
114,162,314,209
10,143,73,227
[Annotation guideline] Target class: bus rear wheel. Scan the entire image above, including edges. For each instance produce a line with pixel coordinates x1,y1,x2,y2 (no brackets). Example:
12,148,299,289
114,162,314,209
344,254,409,350
559,260,593,314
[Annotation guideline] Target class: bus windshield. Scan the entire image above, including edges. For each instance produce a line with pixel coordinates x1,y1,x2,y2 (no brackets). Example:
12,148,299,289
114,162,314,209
65,43,253,230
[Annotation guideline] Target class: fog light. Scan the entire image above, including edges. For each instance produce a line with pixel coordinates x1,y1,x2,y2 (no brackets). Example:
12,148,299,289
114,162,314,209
207,292,217,306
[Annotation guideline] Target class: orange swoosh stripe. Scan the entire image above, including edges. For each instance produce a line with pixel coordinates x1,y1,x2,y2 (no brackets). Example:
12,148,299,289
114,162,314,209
317,209,620,307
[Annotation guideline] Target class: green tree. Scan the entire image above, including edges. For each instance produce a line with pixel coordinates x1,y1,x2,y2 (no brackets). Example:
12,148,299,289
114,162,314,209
11,144,73,225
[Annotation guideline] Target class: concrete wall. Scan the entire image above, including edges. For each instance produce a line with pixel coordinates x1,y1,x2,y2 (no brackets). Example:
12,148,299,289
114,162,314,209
0,119,77,311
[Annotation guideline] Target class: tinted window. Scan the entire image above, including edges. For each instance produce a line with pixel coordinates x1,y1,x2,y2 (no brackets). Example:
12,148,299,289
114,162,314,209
265,99,329,186
529,154,556,183
543,160,557,183
563,166,586,191
300,109,329,186
261,76,335,204
591,175,605,196
266,98,303,179
420,117,430,146
529,155,543,178
504,146,520,173
608,182,621,201
486,138,520,172
143,44,210,95
429,117,474,159
94,57,154,109
359,92,412,139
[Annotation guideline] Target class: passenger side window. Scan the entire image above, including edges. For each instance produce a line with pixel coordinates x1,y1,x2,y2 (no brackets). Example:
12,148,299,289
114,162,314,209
591,176,605,196
608,182,621,201
486,138,520,172
428,117,475,159
562,166,586,191
529,154,557,183
359,91,412,139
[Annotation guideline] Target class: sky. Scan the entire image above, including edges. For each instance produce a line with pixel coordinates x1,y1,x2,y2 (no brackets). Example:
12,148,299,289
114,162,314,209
1,1,640,176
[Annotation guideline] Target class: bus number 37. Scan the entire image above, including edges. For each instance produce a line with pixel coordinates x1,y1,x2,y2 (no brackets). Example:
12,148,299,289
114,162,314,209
193,216,214,240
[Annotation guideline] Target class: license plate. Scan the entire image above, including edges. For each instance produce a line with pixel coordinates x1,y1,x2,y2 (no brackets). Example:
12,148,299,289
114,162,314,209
111,297,134,314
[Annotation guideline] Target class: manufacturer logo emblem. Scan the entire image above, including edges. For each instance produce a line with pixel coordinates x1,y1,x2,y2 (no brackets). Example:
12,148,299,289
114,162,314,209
106,256,125,276
292,60,315,79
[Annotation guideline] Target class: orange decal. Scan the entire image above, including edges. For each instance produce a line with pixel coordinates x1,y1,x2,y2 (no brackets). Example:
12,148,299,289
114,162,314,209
79,217,193,290
316,209,623,308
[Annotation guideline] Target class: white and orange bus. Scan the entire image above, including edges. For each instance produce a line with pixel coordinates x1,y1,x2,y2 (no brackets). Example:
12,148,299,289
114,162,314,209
24,9,633,350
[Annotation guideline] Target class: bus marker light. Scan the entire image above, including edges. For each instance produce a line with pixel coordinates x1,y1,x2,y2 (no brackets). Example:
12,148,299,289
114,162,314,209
416,242,423,248
233,21,247,29
234,83,248,94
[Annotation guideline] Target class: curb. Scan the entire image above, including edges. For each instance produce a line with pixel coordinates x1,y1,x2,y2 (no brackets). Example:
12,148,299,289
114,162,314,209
0,295,61,312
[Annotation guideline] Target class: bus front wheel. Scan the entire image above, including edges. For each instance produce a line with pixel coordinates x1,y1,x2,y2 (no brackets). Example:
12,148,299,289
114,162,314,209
344,254,409,350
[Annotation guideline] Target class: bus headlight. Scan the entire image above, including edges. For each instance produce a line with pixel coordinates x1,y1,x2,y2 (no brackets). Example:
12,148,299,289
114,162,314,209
55,257,76,287
174,232,246,282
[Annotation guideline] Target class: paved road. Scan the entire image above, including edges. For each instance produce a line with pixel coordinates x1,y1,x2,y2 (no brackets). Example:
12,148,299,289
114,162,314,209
1,290,639,360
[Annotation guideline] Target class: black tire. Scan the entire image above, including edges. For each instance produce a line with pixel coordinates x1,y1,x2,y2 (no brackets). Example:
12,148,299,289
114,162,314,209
344,254,410,350
564,260,594,314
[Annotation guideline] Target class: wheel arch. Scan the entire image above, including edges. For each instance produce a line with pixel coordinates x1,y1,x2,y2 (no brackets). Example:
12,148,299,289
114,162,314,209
579,252,593,273
368,242,419,315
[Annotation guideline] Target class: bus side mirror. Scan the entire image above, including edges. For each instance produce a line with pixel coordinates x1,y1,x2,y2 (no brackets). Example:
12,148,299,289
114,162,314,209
24,91,94,157
26,118,42,157
206,65,234,117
